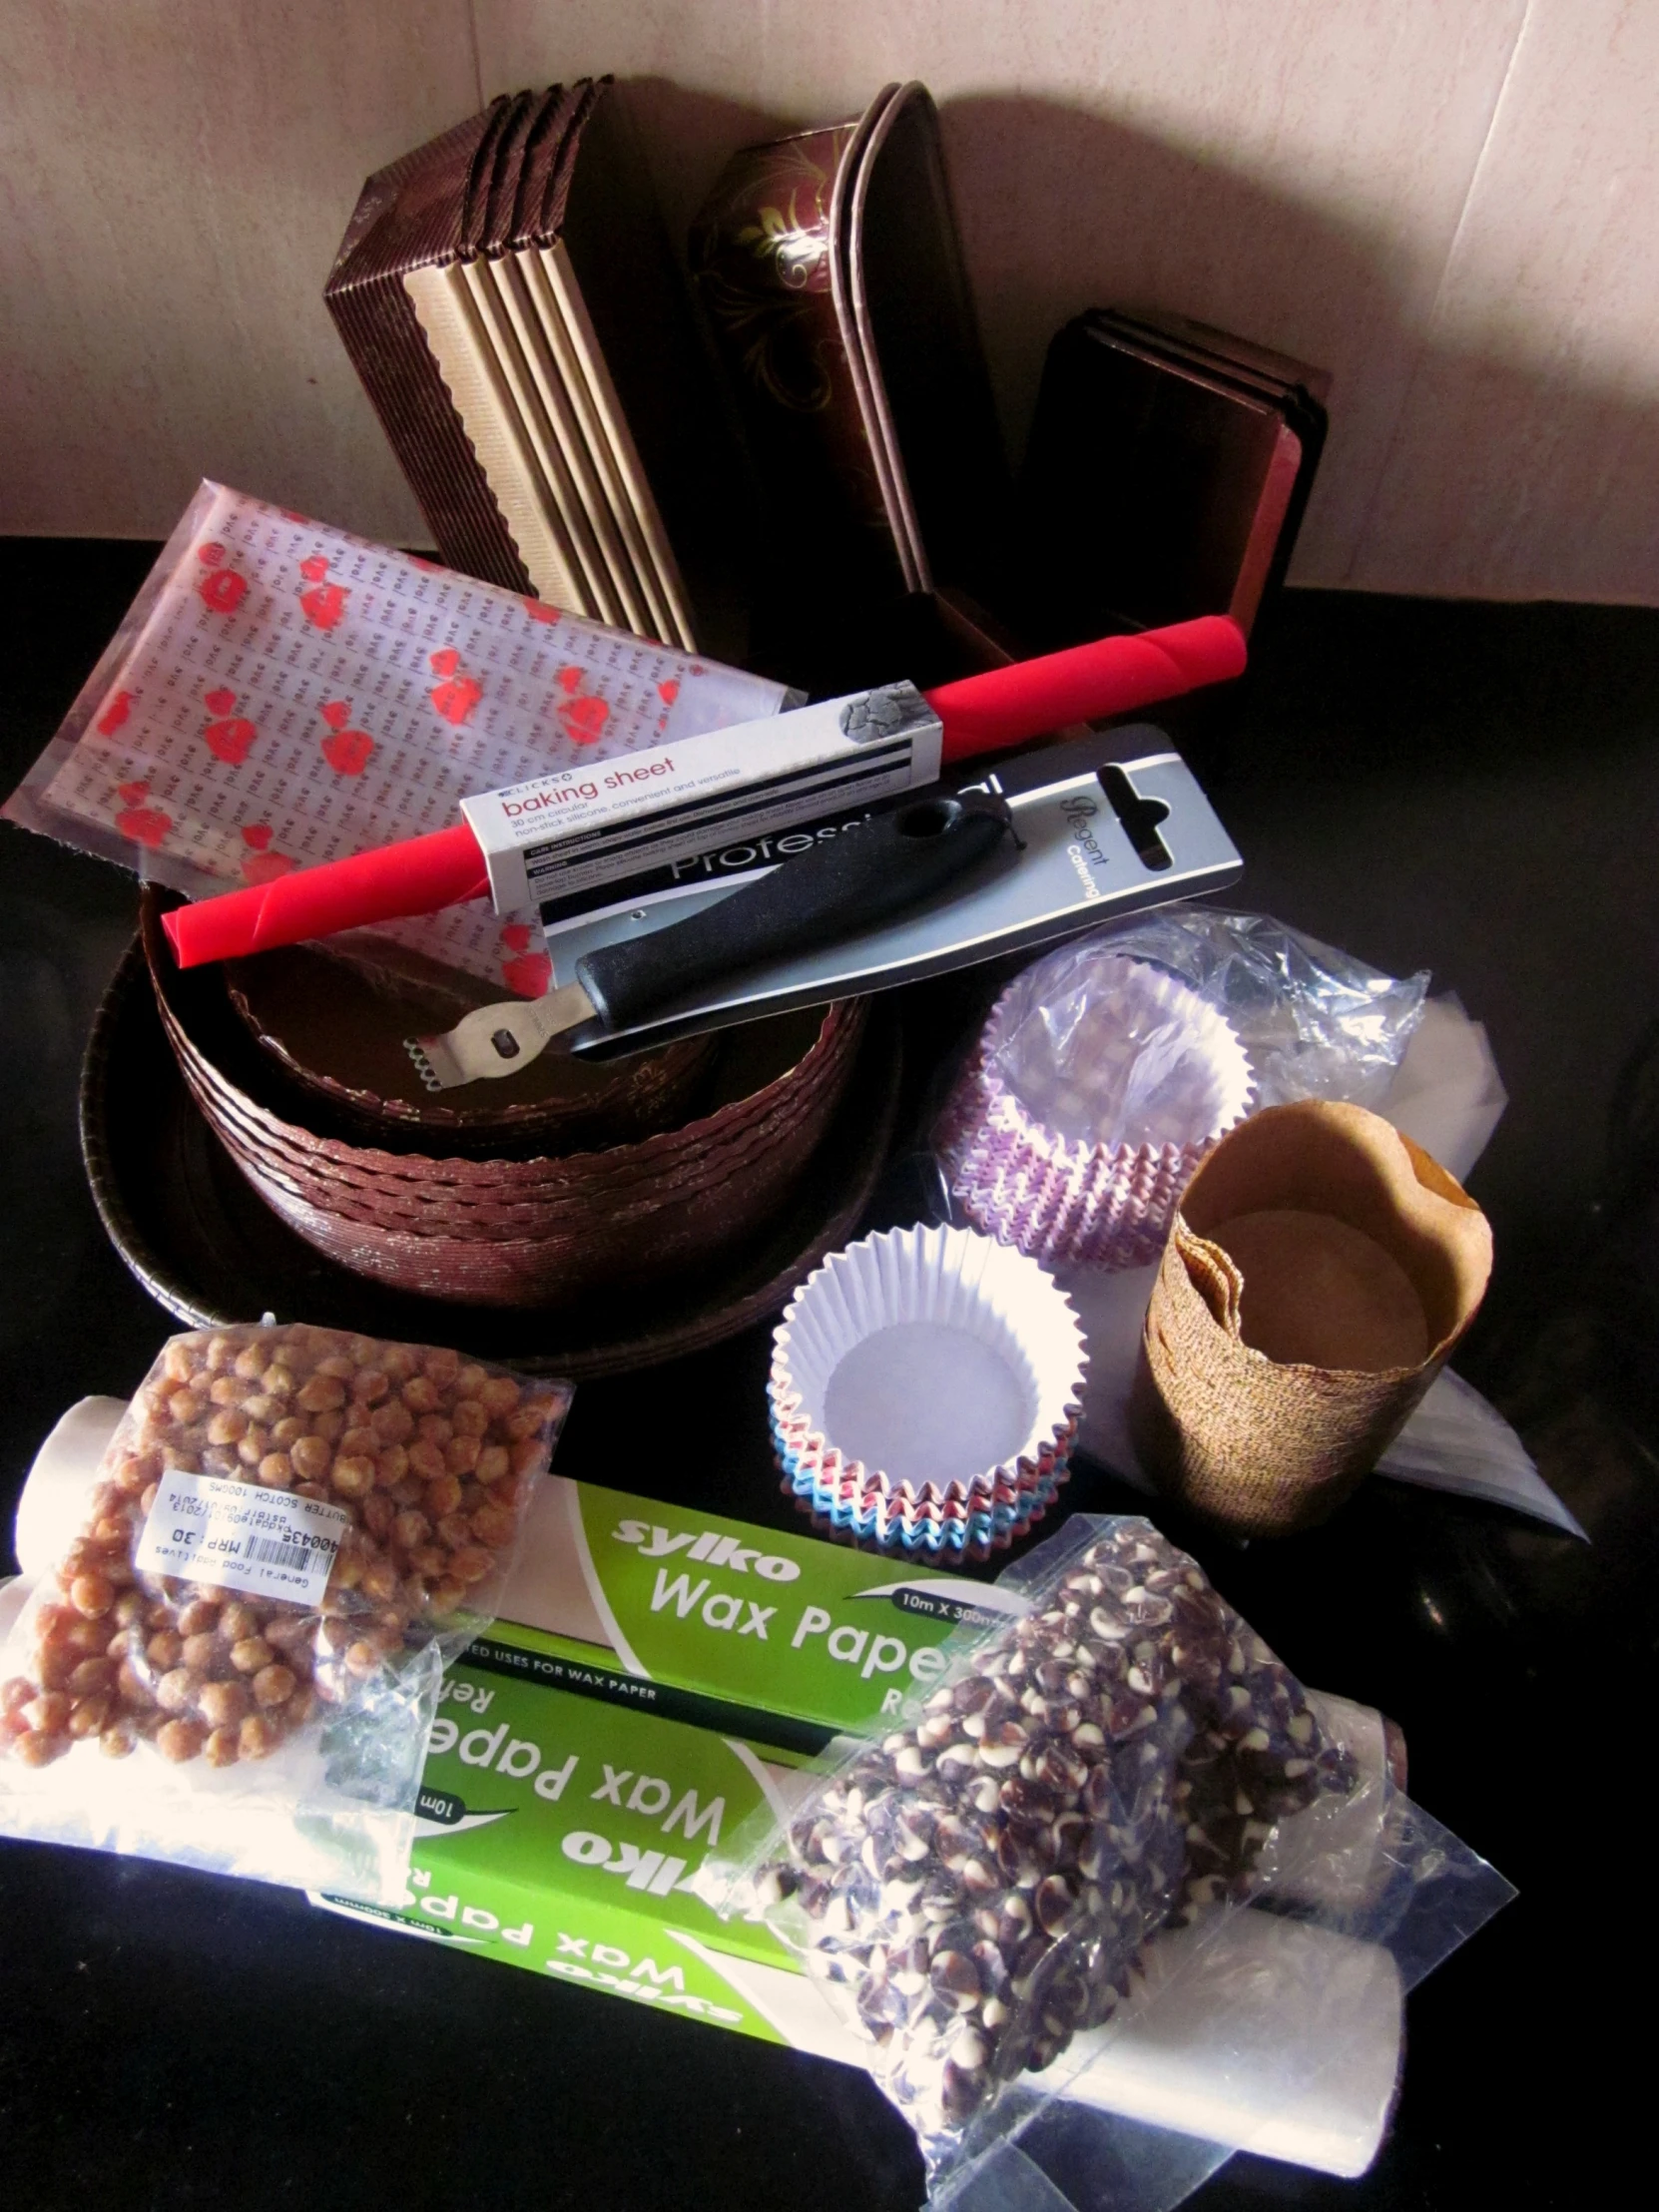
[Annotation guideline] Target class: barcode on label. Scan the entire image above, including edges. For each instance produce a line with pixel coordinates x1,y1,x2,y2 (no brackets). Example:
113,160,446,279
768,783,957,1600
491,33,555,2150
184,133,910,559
135,1469,350,1607
244,1535,325,1573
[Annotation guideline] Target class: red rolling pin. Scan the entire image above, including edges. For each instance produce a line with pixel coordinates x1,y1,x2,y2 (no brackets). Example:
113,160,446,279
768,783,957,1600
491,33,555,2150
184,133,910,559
165,615,1245,968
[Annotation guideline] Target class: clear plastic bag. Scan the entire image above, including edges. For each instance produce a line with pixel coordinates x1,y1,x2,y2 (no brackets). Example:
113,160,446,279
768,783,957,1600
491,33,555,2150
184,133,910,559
935,907,1429,1274
720,1515,1512,2207
0,1323,570,1903
987,907,1429,1129
0,481,792,987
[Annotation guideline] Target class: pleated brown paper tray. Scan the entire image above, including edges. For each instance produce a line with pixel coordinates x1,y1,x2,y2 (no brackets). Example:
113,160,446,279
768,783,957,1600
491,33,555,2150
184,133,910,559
171,996,860,1209
178,1045,857,1290
185,1061,855,1249
82,939,901,1374
226,941,717,1155
140,890,849,1185
136,893,867,1305
161,980,862,1221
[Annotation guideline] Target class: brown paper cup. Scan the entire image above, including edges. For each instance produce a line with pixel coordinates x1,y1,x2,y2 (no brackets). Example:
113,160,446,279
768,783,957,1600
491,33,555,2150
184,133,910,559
1131,1101,1493,1535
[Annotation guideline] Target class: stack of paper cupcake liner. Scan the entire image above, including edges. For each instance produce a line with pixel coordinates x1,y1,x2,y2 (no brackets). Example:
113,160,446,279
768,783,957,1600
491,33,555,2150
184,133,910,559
937,953,1255,1271
782,1474,1068,1560
769,1223,1087,1561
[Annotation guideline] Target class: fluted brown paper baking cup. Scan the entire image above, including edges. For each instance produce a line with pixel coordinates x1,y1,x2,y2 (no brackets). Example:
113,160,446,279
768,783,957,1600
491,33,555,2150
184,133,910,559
226,945,715,1154
1132,1101,1492,1535
138,890,866,1305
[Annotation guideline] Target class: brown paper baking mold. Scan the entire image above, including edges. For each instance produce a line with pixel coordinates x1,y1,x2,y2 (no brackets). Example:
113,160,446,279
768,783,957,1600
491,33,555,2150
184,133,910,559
1131,1101,1492,1535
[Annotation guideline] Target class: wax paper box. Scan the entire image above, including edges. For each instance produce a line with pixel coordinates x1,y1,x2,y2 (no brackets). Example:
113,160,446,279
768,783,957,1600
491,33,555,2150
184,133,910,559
313,1617,853,2053
476,1474,1021,1749
310,1478,1021,2045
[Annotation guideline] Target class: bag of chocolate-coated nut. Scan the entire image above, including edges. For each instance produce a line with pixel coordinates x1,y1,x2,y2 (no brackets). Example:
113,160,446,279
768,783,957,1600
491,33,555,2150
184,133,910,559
719,1516,1513,2207
0,1322,570,1904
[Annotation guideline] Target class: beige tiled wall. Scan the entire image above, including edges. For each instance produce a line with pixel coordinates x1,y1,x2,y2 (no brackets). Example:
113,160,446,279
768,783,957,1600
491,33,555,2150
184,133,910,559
3,0,1655,602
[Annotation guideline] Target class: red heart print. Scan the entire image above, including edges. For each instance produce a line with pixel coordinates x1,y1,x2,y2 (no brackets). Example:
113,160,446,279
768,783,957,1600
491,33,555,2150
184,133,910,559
430,675,482,727
500,923,533,954
205,686,237,716
319,700,350,730
196,542,225,568
241,822,273,850
117,804,172,848
558,694,610,744
502,951,553,999
198,568,248,615
429,647,460,677
691,664,705,676
657,679,680,706
279,510,309,524
118,778,149,806
242,849,296,886
556,665,582,694
98,692,134,737
298,554,329,581
299,581,348,630
204,716,257,766
321,727,374,777
522,597,559,625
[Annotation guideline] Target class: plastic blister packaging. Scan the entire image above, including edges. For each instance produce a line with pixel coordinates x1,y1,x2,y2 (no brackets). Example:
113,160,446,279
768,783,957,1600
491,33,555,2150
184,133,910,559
936,908,1427,1273
718,1515,1512,2207
1037,906,1430,1115
0,1323,570,1903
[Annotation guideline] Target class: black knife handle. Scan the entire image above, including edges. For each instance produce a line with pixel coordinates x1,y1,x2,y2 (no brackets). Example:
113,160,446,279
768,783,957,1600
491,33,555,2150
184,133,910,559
574,791,1013,1033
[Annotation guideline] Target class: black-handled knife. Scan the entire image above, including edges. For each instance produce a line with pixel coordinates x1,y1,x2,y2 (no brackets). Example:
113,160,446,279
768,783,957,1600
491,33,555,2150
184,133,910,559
406,790,1013,1089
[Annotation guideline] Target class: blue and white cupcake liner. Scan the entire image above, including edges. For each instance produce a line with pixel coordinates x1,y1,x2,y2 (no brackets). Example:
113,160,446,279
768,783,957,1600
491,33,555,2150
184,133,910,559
773,1410,1070,1539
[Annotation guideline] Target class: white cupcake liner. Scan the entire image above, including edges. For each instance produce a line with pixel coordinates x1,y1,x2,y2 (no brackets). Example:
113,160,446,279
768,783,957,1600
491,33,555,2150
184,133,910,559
937,955,1255,1271
769,1223,1087,1507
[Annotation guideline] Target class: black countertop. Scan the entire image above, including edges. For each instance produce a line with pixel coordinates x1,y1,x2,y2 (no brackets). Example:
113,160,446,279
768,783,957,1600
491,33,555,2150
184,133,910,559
1,546,1651,2208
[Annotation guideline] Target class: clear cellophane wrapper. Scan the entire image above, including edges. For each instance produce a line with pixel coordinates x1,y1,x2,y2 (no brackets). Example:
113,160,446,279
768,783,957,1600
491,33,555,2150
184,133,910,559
0,480,791,989
936,909,1429,1273
0,1322,570,1904
712,1514,1512,2209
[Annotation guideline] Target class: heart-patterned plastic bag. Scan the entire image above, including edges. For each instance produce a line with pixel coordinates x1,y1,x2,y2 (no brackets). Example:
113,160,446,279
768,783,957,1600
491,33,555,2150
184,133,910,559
0,481,794,990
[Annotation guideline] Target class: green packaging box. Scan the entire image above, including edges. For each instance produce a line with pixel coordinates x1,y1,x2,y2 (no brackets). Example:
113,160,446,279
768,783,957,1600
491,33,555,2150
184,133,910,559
315,1616,853,2052
481,1474,1018,1746
314,1475,1019,2047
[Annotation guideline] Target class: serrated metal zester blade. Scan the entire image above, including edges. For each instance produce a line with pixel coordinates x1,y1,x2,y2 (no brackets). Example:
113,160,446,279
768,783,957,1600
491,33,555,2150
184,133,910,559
405,980,595,1091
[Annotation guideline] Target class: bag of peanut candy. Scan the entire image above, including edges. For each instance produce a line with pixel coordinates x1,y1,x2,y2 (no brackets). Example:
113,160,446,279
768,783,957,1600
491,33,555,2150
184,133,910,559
721,1515,1513,2207
0,1322,570,1904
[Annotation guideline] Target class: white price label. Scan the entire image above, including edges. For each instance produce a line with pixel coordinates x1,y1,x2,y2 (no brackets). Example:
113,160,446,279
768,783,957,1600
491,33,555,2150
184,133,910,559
135,1470,350,1605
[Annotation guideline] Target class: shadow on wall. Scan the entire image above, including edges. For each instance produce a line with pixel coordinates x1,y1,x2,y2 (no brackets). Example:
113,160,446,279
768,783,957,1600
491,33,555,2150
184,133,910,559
626,79,1659,604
